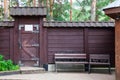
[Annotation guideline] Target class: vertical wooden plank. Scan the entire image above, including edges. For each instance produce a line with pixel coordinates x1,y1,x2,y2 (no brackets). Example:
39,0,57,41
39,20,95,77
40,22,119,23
9,28,14,61
84,28,89,71
84,28,88,59
39,18,44,66
43,28,48,64
13,18,19,64
0,28,10,59
8,28,10,59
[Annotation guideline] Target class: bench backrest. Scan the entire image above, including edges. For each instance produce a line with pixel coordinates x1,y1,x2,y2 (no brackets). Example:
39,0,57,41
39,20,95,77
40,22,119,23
55,53,86,58
54,53,87,62
89,54,110,63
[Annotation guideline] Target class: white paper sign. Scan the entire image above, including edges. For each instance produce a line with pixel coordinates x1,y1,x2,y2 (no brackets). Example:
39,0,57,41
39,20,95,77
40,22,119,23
25,25,33,31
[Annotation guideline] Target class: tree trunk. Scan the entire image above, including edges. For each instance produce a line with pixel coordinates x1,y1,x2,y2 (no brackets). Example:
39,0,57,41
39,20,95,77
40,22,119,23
4,0,9,20
91,0,96,21
33,0,36,7
38,0,44,7
70,0,72,21
49,0,54,20
41,0,44,6
38,0,42,6
46,0,49,7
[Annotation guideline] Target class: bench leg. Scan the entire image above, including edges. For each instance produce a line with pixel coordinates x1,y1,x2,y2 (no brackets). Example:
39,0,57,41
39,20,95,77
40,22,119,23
88,64,91,73
85,64,88,71
55,63,57,72
109,65,111,74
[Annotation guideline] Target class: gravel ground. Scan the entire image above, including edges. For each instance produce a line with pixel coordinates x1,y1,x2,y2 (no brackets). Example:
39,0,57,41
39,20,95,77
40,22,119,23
0,72,115,80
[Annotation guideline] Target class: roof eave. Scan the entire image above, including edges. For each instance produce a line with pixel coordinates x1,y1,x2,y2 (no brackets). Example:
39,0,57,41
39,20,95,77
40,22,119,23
43,21,115,28
103,7,120,19
0,21,14,27
10,7,47,17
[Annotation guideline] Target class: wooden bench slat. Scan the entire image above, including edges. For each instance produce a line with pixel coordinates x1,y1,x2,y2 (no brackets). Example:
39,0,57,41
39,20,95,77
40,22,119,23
89,62,110,65
55,57,87,59
55,62,88,64
55,54,86,56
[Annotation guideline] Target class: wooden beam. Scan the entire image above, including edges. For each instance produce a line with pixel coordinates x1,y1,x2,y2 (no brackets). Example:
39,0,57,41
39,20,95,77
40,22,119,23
39,18,44,66
115,20,120,80
43,28,48,64
13,18,19,64
84,28,88,60
10,28,14,61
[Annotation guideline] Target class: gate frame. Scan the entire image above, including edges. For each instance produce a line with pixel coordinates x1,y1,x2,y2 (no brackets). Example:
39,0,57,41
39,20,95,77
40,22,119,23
12,16,46,67
18,24,40,66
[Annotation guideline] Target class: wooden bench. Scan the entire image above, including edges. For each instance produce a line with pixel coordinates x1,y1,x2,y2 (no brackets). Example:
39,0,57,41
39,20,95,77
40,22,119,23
54,53,88,72
88,54,111,74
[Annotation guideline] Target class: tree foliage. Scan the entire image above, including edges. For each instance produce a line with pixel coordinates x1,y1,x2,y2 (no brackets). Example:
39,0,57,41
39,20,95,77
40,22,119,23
72,0,115,21
96,0,114,21
52,0,70,21
72,0,91,21
0,7,4,21
0,0,115,21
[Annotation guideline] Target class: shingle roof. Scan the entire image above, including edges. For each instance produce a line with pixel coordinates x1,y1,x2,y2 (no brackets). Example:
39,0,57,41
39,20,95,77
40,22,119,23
0,21,114,28
0,21,14,27
43,21,114,27
103,0,120,10
10,7,47,16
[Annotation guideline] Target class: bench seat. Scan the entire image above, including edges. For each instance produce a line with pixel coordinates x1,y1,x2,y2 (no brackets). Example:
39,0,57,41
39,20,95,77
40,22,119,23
54,53,88,72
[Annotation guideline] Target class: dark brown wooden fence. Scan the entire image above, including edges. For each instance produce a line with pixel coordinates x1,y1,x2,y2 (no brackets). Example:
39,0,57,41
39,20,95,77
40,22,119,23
0,28,13,60
47,28,84,63
88,28,114,65
5,7,115,67
47,27,115,66
0,21,115,66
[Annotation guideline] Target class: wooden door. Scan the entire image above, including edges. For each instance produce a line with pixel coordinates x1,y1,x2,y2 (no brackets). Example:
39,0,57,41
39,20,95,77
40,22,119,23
19,24,39,66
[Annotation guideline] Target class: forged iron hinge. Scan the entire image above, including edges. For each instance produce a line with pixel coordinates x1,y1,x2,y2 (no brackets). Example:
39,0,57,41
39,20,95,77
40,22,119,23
34,25,39,30
19,25,24,30
32,31,39,33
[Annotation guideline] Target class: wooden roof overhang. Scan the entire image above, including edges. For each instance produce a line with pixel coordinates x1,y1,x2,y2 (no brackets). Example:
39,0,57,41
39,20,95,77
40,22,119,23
0,21,114,28
103,7,120,20
0,21,14,28
10,7,47,17
103,0,120,20
43,21,114,28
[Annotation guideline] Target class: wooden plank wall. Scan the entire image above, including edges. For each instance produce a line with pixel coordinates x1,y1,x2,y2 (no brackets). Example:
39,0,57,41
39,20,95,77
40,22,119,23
0,28,13,60
88,28,115,65
47,27,115,65
47,28,84,63
0,27,115,66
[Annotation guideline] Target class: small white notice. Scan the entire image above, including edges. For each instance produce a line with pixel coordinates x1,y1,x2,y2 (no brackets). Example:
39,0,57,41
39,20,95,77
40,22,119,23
25,25,33,31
